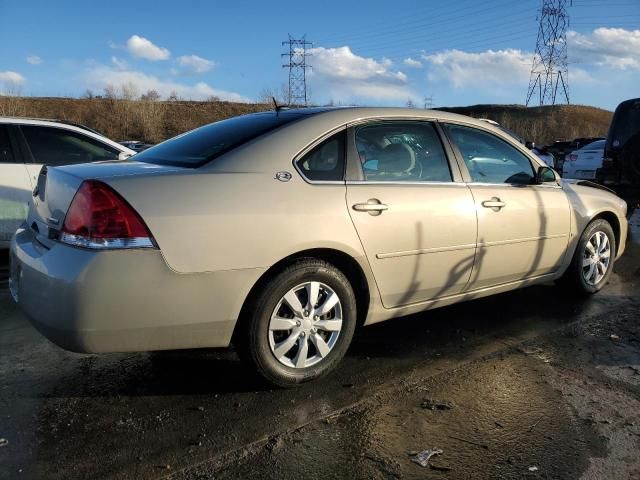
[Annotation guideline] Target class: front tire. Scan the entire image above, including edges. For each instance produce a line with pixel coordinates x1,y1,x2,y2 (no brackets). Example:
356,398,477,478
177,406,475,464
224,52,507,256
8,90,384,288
239,259,357,387
560,219,616,294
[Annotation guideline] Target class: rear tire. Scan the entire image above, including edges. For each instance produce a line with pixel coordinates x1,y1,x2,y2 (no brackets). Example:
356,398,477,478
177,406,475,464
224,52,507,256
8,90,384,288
559,219,616,294
238,259,357,387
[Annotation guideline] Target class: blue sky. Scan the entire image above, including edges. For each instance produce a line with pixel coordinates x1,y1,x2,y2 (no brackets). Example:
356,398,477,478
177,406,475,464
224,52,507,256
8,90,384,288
0,0,639,110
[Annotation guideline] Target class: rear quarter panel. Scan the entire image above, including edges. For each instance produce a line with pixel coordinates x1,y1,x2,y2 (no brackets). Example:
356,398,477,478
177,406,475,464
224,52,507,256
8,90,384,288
106,171,367,274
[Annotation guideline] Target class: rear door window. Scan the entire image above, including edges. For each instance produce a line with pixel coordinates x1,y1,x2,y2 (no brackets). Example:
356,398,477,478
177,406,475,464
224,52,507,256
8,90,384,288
21,126,119,166
0,125,16,163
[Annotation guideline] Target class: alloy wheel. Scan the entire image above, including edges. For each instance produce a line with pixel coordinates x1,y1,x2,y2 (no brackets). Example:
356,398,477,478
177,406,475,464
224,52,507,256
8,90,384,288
582,231,611,286
268,281,343,369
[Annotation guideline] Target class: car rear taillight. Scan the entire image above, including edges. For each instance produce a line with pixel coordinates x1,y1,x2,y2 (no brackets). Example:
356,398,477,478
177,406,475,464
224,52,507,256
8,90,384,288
567,154,578,162
61,180,155,249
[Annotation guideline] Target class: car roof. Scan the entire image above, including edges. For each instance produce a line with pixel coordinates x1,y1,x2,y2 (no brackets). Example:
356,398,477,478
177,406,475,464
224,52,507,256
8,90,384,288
0,116,100,133
276,106,486,123
0,116,135,154
272,106,532,144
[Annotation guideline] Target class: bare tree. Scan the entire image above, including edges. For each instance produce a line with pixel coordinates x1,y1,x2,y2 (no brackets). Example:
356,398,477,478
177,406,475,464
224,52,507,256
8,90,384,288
141,89,161,102
120,82,139,101
0,87,25,116
258,85,288,106
103,85,118,100
82,89,95,100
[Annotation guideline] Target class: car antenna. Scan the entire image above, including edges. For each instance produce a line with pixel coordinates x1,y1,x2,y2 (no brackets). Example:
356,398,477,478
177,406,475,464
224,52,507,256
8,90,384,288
272,96,284,114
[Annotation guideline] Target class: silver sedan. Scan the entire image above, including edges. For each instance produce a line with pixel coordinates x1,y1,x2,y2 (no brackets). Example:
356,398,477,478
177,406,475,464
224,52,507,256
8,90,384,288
10,107,628,386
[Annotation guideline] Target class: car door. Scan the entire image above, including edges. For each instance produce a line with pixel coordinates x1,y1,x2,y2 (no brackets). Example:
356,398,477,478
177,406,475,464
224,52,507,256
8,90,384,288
0,124,33,245
442,123,571,290
346,120,477,308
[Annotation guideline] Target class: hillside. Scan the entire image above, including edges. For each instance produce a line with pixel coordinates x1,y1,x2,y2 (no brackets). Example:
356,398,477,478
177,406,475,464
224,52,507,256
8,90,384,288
0,96,268,145
0,96,612,147
437,104,612,146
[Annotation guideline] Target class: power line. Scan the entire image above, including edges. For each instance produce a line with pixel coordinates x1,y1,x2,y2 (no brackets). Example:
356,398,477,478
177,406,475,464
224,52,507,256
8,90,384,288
526,0,572,106
340,15,535,54
282,35,312,106
321,0,531,47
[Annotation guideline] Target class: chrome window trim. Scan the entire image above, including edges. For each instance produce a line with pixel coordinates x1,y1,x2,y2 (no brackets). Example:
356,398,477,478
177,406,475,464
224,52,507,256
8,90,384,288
346,180,468,186
465,181,563,189
299,180,345,185
347,115,440,127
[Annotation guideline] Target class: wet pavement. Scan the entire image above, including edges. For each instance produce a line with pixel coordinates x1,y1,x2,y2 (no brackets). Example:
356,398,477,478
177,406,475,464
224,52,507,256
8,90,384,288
1,212,639,480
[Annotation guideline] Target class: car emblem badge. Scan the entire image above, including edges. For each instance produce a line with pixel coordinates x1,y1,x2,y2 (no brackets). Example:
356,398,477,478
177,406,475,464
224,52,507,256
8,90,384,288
275,171,292,182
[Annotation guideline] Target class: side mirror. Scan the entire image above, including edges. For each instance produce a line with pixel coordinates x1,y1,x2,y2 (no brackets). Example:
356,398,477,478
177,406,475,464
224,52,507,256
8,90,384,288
525,140,535,150
536,166,557,184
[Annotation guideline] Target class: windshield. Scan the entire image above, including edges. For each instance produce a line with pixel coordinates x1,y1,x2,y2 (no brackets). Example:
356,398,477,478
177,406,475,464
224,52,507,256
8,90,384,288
134,112,304,167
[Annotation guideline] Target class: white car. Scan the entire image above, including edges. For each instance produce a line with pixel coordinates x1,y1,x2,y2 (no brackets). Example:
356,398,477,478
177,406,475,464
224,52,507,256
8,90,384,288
562,139,605,180
0,118,134,247
531,148,555,168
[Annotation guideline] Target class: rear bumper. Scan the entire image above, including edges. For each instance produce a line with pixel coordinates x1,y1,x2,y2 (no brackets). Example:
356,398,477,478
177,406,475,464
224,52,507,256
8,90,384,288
10,226,264,353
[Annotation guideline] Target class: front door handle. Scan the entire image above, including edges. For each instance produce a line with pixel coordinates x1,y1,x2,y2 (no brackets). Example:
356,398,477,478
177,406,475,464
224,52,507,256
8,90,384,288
353,199,388,216
481,197,506,210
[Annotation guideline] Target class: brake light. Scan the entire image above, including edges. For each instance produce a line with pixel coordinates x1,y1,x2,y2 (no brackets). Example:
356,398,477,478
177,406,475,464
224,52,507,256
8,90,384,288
61,180,155,249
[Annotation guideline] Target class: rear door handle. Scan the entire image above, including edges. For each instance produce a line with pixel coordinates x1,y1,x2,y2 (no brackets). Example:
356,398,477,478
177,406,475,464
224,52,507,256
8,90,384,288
353,199,388,215
481,198,506,210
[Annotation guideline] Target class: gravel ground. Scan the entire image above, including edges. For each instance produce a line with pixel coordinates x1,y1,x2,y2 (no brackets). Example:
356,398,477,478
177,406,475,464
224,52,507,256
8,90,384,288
0,210,638,480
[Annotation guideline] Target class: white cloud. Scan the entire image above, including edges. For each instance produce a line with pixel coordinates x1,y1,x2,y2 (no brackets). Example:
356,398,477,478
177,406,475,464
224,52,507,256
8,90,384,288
111,56,128,70
26,55,42,65
422,49,531,88
308,46,411,101
567,28,640,70
83,65,249,102
177,54,215,74
126,35,170,61
570,67,599,85
403,57,423,68
0,71,25,87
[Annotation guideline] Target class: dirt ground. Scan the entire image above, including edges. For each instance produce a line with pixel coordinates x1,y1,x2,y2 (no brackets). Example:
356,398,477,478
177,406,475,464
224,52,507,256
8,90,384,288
1,211,639,480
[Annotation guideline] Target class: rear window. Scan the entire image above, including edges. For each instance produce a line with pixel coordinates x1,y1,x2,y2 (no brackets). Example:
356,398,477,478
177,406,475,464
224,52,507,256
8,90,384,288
581,140,605,151
134,112,304,168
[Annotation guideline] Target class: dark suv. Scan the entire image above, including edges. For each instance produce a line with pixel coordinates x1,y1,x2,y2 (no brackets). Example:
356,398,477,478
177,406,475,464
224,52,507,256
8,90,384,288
597,98,640,193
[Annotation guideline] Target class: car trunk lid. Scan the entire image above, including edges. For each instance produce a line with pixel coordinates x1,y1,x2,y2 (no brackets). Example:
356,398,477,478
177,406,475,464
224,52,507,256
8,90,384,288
27,160,182,248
